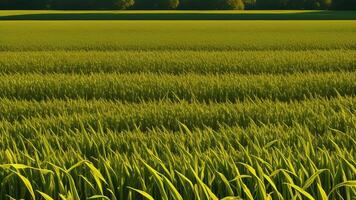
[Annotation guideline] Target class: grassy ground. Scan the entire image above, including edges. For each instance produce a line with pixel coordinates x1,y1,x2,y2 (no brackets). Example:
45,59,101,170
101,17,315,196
0,20,355,51
0,11,355,200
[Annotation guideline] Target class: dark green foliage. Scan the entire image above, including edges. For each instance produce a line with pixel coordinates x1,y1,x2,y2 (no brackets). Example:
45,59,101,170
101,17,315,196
52,0,135,9
0,0,136,9
0,0,50,9
0,0,355,9
286,0,332,9
115,0,135,9
157,0,180,9
179,0,217,9
134,0,179,9
225,0,245,9
256,0,289,9
332,0,356,9
179,0,244,10
256,0,331,9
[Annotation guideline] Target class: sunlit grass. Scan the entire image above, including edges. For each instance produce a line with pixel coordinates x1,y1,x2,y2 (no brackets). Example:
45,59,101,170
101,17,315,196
0,14,355,199
1,20,355,51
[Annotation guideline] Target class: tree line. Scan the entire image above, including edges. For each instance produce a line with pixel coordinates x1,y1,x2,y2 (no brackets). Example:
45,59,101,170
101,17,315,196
0,0,355,10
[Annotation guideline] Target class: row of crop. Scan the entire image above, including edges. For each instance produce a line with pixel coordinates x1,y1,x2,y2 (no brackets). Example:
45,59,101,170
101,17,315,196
0,96,353,121
0,97,354,134
0,50,354,74
0,72,354,101
0,124,355,199
1,21,355,52
2,122,355,164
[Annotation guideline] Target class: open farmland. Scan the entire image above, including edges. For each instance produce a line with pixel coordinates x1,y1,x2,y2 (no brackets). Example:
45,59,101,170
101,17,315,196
0,11,355,200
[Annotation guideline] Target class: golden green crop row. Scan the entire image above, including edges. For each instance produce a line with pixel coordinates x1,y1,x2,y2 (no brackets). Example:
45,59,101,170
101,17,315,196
0,72,354,101
0,123,355,199
1,21,355,51
0,50,354,74
0,96,354,133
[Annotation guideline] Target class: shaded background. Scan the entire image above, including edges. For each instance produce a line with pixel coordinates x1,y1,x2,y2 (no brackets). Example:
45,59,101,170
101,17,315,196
0,0,355,10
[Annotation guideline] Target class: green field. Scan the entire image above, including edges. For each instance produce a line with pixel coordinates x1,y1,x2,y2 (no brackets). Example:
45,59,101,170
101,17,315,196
0,11,355,200
1,20,356,51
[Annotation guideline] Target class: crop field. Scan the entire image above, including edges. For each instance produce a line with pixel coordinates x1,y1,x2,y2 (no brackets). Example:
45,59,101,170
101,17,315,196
0,11,355,200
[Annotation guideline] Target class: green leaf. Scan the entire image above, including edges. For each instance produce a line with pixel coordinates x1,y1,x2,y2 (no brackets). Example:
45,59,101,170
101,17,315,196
11,170,35,200
317,184,328,200
37,191,54,200
162,176,183,200
216,172,234,196
241,182,254,200
1,164,29,169
127,187,155,200
303,169,328,189
87,195,111,200
286,183,315,200
190,167,218,200
66,160,87,173
65,173,81,200
229,175,251,182
263,174,283,200
328,180,356,197
221,197,242,200
238,163,257,177
140,158,168,200
0,164,52,174
84,161,107,194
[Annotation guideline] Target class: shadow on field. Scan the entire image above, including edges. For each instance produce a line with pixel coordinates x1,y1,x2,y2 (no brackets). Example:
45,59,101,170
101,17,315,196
1,11,356,20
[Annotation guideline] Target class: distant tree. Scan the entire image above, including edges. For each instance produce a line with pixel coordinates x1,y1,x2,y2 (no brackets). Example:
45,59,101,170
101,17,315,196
243,0,256,9
179,0,244,9
320,0,332,8
93,0,134,9
133,0,149,9
287,0,331,9
158,0,180,9
221,0,245,9
51,0,90,9
177,0,215,9
116,0,135,9
303,0,319,9
332,0,356,9
0,0,50,9
284,0,301,8
135,0,179,9
1,0,355,10
257,0,288,9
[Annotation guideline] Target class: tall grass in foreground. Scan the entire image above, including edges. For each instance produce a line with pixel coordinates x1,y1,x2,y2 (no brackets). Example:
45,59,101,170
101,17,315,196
0,96,355,199
0,124,355,199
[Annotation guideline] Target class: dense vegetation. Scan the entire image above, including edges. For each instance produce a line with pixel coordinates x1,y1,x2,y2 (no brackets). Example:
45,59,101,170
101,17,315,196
0,0,355,10
0,13,355,199
1,21,355,50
